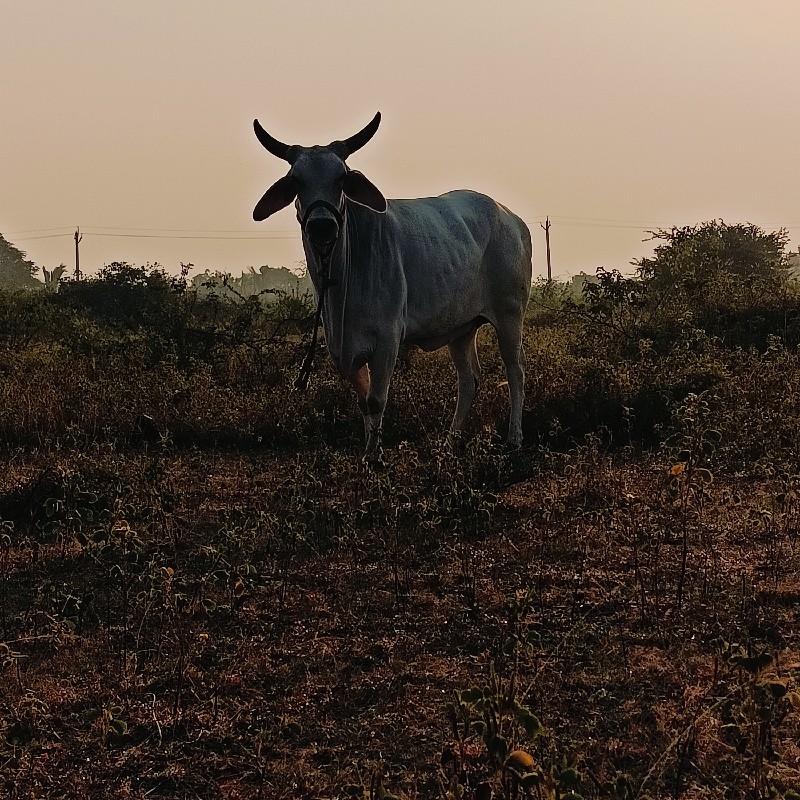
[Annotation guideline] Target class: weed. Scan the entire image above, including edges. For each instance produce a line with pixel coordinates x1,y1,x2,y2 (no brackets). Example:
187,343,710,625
1,246,800,796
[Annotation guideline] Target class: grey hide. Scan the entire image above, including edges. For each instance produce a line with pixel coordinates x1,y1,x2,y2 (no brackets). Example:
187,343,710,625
252,112,532,453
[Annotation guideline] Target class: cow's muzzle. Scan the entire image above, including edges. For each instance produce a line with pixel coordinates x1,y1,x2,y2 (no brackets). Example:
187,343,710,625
301,199,344,249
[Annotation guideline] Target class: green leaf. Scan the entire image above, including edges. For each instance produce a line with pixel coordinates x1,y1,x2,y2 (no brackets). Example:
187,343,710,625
471,720,487,736
460,687,483,705
765,679,788,699
695,468,714,484
283,721,302,737
739,651,772,674
109,718,128,735
5,720,35,747
521,772,542,790
514,704,544,738
559,767,582,790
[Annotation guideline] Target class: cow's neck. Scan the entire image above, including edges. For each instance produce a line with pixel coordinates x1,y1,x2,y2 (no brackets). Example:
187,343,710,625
305,223,345,295
305,202,387,375
303,204,354,368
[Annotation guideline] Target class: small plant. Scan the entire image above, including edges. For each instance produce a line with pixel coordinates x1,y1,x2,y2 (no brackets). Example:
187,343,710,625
5,692,49,754
84,701,128,747
664,392,719,610
548,757,584,800
342,767,402,800
0,642,25,689
502,749,541,798
434,437,498,610
711,639,797,799
445,660,544,793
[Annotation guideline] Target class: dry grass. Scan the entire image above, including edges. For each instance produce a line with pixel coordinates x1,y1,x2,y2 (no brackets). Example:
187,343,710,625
1,272,800,798
2,434,799,798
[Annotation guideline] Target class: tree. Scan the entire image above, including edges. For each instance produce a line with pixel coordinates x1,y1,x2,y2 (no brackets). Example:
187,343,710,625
635,220,791,317
0,234,38,289
576,221,798,352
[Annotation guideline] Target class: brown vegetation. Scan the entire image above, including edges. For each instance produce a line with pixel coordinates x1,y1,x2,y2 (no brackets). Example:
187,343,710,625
1,228,800,799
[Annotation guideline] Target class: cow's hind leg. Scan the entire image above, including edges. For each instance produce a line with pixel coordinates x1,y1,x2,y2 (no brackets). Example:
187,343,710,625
447,327,481,442
496,319,525,447
350,364,372,442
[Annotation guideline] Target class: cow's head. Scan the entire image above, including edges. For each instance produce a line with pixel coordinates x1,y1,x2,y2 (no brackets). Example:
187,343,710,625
252,113,387,249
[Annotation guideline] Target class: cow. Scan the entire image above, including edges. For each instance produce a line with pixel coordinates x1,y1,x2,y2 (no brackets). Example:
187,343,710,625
252,112,532,454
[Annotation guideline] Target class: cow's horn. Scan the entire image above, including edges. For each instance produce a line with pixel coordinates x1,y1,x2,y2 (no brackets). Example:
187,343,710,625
253,120,295,162
330,112,381,159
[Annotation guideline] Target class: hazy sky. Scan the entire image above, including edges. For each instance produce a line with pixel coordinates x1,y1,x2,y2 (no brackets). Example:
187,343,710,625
3,1,800,280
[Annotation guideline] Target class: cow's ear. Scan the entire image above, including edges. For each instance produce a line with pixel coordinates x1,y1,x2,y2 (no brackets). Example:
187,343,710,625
343,170,387,213
253,174,298,221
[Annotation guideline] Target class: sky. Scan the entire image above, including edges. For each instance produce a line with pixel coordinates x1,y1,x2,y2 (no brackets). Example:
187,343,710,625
3,1,800,281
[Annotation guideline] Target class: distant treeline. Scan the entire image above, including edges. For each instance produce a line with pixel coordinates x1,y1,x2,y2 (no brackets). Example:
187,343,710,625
190,265,312,300
0,230,313,302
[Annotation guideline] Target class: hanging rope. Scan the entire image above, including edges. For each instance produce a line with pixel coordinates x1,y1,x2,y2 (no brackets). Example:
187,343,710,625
294,279,329,393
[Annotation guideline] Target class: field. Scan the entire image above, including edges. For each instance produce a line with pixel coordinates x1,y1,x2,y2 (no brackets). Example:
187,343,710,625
2,240,800,799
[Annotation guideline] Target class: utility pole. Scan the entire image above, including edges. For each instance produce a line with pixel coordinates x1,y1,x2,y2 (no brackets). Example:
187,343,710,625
74,227,83,280
540,216,552,282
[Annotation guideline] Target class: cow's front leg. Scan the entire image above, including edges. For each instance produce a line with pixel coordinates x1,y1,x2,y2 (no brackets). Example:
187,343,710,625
348,363,385,457
360,342,399,458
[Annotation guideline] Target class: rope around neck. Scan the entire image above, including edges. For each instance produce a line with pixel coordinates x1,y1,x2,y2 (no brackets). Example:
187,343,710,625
294,202,343,393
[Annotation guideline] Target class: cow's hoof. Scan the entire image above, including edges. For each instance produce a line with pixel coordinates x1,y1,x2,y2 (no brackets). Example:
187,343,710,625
445,430,466,453
506,432,523,450
362,447,387,470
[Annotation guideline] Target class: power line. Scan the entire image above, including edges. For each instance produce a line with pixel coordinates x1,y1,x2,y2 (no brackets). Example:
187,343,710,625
83,224,299,234
9,230,301,241
550,214,668,225
11,232,74,241
522,216,668,230
5,226,74,235
88,232,301,240
545,218,670,229
9,218,800,244
528,216,800,231
548,220,660,230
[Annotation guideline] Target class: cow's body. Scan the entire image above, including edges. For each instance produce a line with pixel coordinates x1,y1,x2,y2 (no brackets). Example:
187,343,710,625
252,114,532,452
